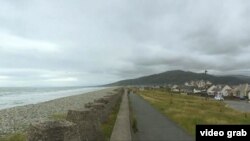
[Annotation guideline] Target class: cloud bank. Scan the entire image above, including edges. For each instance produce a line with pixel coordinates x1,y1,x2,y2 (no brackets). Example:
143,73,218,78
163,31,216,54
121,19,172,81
0,0,250,86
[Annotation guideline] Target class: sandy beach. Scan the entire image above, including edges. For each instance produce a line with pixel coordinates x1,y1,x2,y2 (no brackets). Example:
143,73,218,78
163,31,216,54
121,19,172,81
0,87,118,135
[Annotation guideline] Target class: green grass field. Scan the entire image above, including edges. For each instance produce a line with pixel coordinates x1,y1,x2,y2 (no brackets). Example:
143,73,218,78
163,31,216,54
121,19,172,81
138,90,250,136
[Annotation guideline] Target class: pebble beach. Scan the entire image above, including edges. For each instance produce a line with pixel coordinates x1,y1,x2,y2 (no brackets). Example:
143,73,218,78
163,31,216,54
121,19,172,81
0,87,117,135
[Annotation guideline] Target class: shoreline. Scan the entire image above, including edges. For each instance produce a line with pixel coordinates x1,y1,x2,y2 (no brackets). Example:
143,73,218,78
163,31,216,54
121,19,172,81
0,87,118,135
0,86,108,110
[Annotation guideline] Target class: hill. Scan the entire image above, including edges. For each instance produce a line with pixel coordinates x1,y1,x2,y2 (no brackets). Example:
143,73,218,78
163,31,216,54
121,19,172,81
107,70,250,86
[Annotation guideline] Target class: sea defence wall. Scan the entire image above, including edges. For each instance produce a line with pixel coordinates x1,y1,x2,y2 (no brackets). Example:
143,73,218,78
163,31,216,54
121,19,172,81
27,88,123,141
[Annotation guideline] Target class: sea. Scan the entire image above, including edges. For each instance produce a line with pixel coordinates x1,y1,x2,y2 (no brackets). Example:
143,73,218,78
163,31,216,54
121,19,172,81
0,86,106,110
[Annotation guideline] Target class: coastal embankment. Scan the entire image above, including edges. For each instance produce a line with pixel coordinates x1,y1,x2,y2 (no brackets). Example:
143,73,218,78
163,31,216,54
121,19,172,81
0,87,118,135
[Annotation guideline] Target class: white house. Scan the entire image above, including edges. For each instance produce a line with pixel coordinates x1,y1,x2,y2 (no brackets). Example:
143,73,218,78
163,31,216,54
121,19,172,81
197,80,206,88
171,85,179,92
232,84,250,98
184,82,191,86
207,81,212,85
221,85,232,97
207,85,216,95
193,88,202,94
238,84,249,98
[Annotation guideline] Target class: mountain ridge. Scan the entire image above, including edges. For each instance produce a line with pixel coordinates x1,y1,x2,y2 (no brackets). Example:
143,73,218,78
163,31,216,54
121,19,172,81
107,70,250,86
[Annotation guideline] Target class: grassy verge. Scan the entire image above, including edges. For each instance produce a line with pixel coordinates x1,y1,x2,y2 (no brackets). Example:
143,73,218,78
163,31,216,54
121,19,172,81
101,97,122,141
138,90,250,136
0,133,26,141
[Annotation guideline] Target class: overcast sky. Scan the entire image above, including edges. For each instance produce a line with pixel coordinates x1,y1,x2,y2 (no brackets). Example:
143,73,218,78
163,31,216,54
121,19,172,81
0,0,250,86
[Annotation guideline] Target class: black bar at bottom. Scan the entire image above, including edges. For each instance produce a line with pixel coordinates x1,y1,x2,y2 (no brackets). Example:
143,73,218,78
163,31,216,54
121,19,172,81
196,125,250,141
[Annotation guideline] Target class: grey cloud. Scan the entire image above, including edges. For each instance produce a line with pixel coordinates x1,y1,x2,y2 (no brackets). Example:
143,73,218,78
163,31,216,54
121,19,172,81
1,0,250,86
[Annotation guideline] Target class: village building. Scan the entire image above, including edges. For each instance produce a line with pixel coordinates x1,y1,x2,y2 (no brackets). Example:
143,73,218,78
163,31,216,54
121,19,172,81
221,85,232,97
171,85,180,92
206,85,232,97
179,86,195,94
184,80,212,88
207,85,216,95
233,84,250,99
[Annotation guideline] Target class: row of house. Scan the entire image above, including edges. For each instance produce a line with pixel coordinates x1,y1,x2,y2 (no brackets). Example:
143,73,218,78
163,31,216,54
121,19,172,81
184,80,212,88
136,82,250,100
207,85,232,96
172,83,250,99
207,84,250,99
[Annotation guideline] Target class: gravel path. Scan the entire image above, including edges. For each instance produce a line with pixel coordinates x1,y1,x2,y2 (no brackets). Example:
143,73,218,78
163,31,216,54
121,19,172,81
0,87,116,135
224,100,250,112
129,93,194,141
